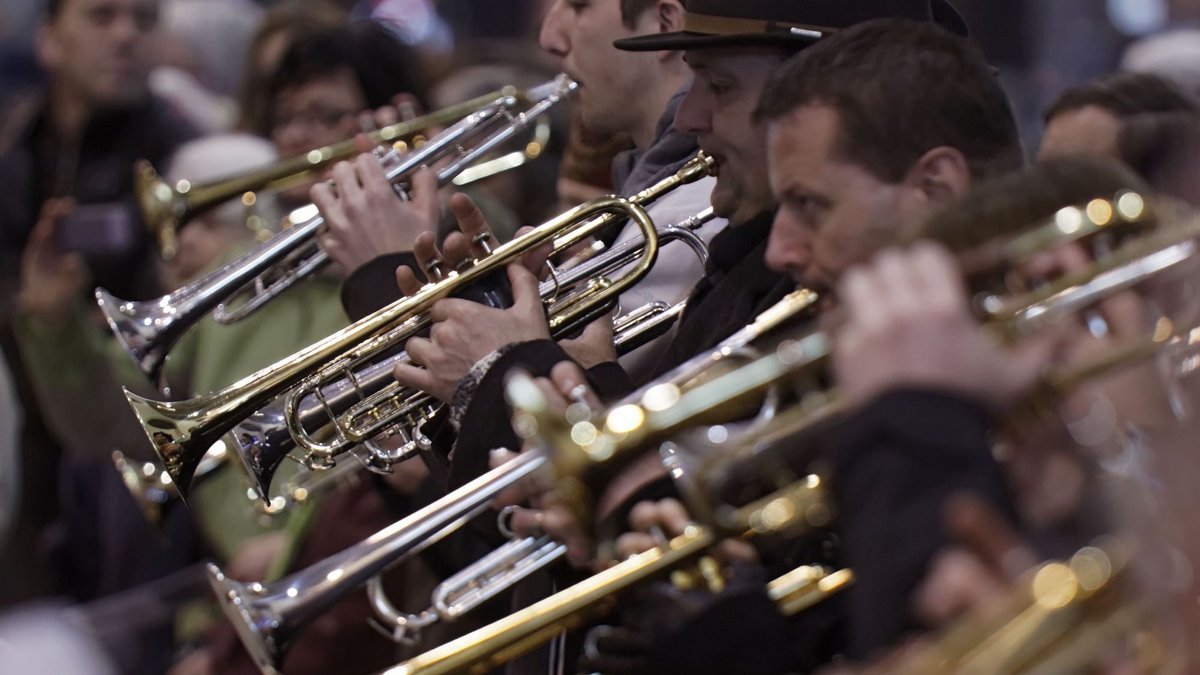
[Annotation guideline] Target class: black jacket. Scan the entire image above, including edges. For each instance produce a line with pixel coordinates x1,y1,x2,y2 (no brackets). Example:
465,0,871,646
831,389,1014,658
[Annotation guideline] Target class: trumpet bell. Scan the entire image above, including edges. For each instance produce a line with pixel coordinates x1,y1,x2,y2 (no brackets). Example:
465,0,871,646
96,287,177,386
207,564,282,675
112,449,176,528
125,389,218,500
134,159,183,259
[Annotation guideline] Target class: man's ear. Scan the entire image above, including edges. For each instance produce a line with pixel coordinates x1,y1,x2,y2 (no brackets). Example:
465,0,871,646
653,1,686,64
903,146,972,206
657,0,685,33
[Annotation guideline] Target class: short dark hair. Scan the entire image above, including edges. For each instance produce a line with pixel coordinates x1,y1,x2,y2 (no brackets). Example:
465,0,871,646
755,19,1023,183
266,22,430,123
1118,112,1200,193
45,0,64,19
1045,72,1199,123
619,0,657,29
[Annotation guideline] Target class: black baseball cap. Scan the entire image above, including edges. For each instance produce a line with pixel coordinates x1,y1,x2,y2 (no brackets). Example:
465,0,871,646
613,0,969,52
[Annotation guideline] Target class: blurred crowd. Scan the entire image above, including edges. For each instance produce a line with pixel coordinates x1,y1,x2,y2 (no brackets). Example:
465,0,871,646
3,0,1200,673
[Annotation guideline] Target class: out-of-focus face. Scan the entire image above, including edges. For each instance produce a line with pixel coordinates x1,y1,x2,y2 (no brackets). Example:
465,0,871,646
160,213,241,290
539,0,659,138
675,47,783,226
765,105,933,290
38,0,159,108
1039,105,1122,160
269,68,366,204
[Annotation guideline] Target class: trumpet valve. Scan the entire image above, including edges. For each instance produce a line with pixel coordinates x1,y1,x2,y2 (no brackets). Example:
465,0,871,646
670,554,726,593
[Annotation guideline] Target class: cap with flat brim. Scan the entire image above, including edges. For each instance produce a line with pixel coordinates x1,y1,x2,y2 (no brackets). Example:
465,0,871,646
613,0,969,52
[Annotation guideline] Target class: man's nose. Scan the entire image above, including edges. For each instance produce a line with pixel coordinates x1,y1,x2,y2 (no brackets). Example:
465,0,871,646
673,86,711,136
539,3,570,58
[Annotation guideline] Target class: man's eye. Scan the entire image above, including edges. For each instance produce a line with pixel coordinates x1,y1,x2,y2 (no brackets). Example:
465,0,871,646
566,0,589,11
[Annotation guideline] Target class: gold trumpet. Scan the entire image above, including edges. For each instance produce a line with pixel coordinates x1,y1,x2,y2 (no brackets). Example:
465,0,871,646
129,153,714,502
137,83,553,260
124,152,719,501
268,206,718,486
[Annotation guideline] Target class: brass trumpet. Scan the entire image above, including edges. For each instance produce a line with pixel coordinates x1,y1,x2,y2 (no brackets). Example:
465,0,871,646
239,208,717,499
129,153,713,502
137,83,554,260
125,189,655,501
100,77,575,384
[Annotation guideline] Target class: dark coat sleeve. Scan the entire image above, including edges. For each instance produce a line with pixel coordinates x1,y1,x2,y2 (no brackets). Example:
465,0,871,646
339,252,413,321
446,340,633,491
831,389,1014,659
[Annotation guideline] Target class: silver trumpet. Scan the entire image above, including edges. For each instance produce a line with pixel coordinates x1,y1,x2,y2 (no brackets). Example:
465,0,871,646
98,77,576,385
206,449,550,674
230,208,718,502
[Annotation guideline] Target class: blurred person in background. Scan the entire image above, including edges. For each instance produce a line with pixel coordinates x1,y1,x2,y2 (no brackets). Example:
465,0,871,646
235,0,346,137
262,21,431,210
1039,70,1198,159
0,0,194,609
0,0,196,317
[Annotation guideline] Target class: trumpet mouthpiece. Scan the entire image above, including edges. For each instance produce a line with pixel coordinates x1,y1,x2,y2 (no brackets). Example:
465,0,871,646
525,76,578,103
